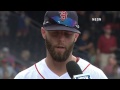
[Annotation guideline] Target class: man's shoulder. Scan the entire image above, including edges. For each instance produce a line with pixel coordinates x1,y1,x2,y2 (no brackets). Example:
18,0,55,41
77,58,90,71
99,35,105,39
14,58,45,79
77,58,108,79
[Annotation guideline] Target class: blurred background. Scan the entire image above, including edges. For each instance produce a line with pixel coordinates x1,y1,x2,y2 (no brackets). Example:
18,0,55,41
0,11,120,79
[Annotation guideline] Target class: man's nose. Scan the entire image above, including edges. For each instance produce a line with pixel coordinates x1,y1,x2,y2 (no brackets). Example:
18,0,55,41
58,32,66,41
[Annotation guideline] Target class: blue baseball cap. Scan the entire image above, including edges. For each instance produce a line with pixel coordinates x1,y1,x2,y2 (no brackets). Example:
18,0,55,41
43,11,80,33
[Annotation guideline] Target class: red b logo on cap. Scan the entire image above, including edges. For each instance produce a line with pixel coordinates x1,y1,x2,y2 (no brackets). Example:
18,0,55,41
59,11,68,21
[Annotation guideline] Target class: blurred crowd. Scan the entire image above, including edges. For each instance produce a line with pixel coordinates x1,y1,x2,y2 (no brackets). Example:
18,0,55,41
0,11,120,79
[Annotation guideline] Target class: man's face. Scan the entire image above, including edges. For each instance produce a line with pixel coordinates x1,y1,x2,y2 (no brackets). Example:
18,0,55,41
104,29,111,34
44,30,78,62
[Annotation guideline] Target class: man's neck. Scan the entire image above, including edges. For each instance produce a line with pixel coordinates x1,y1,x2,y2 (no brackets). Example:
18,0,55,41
45,54,77,76
105,34,111,39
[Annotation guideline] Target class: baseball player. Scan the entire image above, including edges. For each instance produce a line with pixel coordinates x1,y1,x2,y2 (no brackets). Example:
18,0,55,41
14,11,108,79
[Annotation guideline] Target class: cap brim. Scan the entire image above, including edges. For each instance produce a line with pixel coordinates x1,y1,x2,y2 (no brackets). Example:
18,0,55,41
44,25,80,34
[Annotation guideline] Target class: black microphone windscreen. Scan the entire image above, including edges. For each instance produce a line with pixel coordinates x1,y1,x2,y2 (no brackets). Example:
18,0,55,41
66,61,82,78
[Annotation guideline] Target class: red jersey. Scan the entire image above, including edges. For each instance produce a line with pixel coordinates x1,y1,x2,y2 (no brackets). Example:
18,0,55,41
97,35,117,53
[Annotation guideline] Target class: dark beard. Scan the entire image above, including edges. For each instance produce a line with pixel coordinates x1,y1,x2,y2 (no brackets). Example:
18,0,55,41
45,37,74,62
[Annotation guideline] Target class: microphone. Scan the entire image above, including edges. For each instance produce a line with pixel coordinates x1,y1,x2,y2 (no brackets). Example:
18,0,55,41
66,61,91,79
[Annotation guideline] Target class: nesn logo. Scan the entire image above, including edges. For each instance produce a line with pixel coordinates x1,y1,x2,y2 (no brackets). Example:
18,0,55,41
73,74,91,79
76,75,90,79
92,18,101,21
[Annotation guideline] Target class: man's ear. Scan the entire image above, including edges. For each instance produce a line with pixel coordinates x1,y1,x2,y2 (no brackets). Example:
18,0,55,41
74,33,80,42
41,27,46,39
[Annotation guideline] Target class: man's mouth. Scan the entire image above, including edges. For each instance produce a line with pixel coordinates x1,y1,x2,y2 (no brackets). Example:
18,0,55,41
56,46,65,48
55,46,66,52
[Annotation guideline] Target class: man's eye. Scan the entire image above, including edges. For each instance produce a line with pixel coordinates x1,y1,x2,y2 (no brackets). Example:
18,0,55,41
65,32,73,35
51,32,57,36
